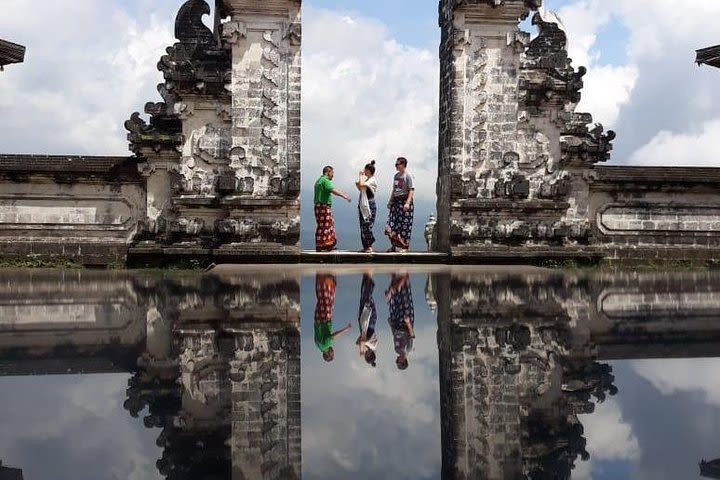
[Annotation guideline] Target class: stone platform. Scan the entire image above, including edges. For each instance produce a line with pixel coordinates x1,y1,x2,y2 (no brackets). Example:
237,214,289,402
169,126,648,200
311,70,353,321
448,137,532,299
300,251,449,264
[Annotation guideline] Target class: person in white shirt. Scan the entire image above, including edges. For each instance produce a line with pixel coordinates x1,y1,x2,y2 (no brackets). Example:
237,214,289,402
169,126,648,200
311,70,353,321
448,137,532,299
356,160,378,253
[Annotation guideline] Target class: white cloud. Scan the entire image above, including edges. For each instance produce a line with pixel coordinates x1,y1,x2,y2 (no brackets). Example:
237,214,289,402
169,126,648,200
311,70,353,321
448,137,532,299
580,398,640,461
552,1,638,128
303,7,439,203
0,1,175,155
632,358,720,406
548,0,720,163
629,119,720,166
577,64,639,128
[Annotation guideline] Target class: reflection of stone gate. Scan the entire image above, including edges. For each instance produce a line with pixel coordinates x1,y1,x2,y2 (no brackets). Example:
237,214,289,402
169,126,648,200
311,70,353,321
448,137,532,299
432,269,720,480
5,269,720,478
2,0,720,264
0,270,302,479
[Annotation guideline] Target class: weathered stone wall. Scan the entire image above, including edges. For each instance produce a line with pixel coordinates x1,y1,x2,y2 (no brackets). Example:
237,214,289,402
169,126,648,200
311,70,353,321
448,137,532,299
127,0,301,260
590,166,720,260
125,270,301,479
437,0,614,257
0,155,145,265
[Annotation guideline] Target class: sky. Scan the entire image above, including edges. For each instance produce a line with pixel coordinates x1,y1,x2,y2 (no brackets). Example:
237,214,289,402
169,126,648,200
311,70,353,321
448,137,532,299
1,0,719,250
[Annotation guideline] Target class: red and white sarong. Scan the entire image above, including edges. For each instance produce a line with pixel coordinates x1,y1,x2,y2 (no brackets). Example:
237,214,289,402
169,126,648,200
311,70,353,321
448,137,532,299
315,203,337,251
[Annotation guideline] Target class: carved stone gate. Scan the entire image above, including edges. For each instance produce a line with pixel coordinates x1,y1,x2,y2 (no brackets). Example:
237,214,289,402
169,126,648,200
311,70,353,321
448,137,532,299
1,0,720,264
126,0,302,259
436,0,614,255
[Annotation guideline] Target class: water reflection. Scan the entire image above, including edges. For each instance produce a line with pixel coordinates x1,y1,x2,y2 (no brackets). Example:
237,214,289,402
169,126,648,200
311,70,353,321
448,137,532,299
386,272,416,371
356,273,378,368
2,268,720,479
0,270,301,480
313,273,350,363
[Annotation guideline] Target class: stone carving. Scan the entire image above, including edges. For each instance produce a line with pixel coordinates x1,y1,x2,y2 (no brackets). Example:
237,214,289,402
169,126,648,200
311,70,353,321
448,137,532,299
437,0,615,254
125,0,301,256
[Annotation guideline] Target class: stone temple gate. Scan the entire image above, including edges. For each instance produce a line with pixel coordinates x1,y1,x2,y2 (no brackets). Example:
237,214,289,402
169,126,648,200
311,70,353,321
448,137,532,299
2,0,720,265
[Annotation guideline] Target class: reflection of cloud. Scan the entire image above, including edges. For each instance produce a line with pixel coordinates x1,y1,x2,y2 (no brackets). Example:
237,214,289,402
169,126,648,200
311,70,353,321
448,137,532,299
581,398,640,462
632,358,720,407
0,374,162,480
303,323,441,479
302,274,440,480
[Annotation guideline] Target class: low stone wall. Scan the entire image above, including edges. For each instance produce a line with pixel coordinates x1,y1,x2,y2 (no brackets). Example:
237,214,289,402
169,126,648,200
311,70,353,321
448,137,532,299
0,155,144,265
590,166,720,260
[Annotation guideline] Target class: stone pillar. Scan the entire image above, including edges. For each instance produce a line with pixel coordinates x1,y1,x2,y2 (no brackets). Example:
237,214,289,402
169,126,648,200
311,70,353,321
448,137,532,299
217,0,302,256
126,0,301,260
437,1,614,256
137,151,179,240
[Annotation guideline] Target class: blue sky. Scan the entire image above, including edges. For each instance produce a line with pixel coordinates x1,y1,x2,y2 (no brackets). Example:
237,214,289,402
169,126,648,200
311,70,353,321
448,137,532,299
307,0,440,49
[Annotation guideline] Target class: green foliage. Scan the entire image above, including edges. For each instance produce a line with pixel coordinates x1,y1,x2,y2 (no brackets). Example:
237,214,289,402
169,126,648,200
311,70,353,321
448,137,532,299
0,255,83,269
106,260,127,270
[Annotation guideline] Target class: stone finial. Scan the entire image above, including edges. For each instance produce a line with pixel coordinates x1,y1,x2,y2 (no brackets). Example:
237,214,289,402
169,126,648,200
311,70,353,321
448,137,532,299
425,214,437,252
175,0,214,45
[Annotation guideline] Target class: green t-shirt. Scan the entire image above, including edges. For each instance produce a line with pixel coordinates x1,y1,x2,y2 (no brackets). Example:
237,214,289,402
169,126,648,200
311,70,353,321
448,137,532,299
314,176,334,205
314,322,333,353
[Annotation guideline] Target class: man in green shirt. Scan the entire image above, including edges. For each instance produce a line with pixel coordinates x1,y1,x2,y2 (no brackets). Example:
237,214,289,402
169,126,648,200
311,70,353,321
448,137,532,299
314,273,352,362
314,166,351,251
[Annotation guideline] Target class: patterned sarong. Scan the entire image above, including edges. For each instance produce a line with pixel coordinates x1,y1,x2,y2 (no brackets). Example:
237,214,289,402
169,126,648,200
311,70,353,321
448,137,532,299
315,273,336,322
314,273,337,354
358,274,377,327
385,197,414,249
388,274,414,356
358,199,377,250
315,204,337,251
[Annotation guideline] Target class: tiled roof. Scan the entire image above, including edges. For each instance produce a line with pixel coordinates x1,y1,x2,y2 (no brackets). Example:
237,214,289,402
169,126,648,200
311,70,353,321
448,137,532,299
696,45,720,69
0,39,25,67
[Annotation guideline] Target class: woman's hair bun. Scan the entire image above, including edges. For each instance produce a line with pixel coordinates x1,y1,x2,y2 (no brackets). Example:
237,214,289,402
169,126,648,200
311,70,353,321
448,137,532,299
370,160,376,166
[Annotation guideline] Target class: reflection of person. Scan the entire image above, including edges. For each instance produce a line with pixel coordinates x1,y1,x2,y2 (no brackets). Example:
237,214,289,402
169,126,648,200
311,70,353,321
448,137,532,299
385,157,415,252
386,272,416,370
356,273,378,367
314,273,351,362
356,160,378,253
314,166,352,252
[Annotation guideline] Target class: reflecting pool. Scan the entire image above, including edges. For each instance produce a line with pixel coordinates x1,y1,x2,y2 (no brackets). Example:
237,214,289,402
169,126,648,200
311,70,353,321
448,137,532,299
1,267,720,479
